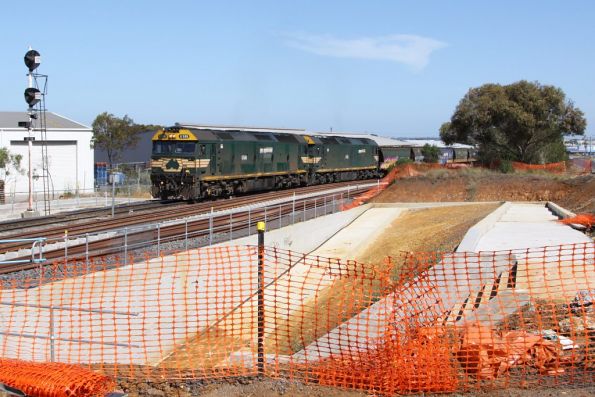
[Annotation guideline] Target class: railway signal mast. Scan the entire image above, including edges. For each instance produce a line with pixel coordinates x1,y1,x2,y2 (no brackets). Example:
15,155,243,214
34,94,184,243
21,48,51,217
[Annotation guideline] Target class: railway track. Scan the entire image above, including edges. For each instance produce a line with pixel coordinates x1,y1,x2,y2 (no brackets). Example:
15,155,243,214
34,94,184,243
0,180,376,274
0,199,180,235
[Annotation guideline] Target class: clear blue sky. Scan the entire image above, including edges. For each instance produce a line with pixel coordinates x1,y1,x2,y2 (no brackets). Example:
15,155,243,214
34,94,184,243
1,0,594,137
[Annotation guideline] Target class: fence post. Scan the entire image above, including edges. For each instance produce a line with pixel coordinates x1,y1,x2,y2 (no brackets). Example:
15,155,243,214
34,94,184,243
124,227,128,265
292,192,296,224
111,176,116,217
257,221,266,376
248,207,252,237
64,230,68,266
209,207,213,245
185,219,188,251
314,197,317,218
303,200,306,222
324,195,327,215
49,306,55,362
278,203,282,229
264,206,267,225
85,233,89,272
229,212,233,241
156,224,160,256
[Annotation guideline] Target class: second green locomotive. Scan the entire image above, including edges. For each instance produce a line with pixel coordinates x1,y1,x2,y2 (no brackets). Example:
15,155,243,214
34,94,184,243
150,126,381,200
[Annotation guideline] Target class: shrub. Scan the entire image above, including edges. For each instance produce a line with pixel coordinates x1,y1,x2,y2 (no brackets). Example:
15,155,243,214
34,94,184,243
421,144,440,163
499,160,514,174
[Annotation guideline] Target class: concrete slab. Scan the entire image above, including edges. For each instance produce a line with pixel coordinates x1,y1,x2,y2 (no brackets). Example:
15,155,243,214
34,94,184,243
472,203,591,252
218,204,371,254
312,207,404,260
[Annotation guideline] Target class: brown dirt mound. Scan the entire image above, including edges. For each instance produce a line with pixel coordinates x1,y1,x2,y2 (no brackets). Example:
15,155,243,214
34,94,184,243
374,170,595,213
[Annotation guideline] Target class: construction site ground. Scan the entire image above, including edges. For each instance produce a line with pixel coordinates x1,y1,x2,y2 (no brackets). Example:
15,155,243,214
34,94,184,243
114,171,594,396
116,204,505,396
374,169,595,214
8,169,590,397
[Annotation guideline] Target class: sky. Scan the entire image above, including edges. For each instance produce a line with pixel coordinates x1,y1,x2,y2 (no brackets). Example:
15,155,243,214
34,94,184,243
1,0,594,138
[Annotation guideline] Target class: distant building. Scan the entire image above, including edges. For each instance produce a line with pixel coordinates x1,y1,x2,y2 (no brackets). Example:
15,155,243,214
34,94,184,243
94,130,156,166
0,111,93,196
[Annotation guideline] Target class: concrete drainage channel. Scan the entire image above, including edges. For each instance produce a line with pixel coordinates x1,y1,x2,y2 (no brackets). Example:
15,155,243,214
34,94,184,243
0,183,377,268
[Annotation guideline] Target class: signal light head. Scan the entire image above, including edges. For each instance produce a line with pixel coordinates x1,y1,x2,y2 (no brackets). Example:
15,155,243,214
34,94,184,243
24,49,41,72
24,87,41,108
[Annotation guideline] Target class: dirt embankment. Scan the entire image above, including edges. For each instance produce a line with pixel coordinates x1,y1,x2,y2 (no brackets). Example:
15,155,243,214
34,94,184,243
356,203,499,265
374,170,594,214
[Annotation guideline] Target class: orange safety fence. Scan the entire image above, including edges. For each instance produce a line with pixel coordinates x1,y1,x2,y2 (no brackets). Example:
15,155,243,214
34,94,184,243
512,161,567,173
0,358,115,397
0,242,593,395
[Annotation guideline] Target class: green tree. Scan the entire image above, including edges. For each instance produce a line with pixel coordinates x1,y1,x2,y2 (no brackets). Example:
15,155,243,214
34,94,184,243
440,81,586,164
0,147,24,176
421,144,440,163
92,112,160,167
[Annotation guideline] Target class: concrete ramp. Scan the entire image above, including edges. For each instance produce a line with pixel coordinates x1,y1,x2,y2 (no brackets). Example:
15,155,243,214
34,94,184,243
466,203,591,252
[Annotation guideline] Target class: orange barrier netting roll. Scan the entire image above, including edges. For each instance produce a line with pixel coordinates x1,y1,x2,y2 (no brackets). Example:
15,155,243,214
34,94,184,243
0,359,115,397
559,214,595,229
0,242,593,394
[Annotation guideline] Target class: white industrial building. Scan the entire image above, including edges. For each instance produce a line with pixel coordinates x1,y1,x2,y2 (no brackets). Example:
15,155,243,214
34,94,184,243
0,111,93,198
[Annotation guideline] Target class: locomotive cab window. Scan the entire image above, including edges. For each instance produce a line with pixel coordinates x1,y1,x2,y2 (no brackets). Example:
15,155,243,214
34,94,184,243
153,141,196,155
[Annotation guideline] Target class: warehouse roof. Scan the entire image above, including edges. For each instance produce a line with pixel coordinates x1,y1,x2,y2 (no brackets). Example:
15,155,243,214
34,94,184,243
0,111,90,129
178,123,306,134
316,132,409,147
402,139,474,149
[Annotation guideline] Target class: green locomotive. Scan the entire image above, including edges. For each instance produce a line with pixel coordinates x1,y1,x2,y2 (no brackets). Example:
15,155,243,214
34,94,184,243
150,126,381,200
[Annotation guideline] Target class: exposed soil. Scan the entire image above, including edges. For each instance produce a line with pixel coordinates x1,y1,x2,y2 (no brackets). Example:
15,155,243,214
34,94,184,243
357,203,499,265
374,169,595,214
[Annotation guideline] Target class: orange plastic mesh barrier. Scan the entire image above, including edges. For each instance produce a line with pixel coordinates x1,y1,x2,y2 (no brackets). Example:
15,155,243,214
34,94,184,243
559,214,595,229
0,358,115,397
512,161,567,173
0,242,593,394
312,326,459,394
